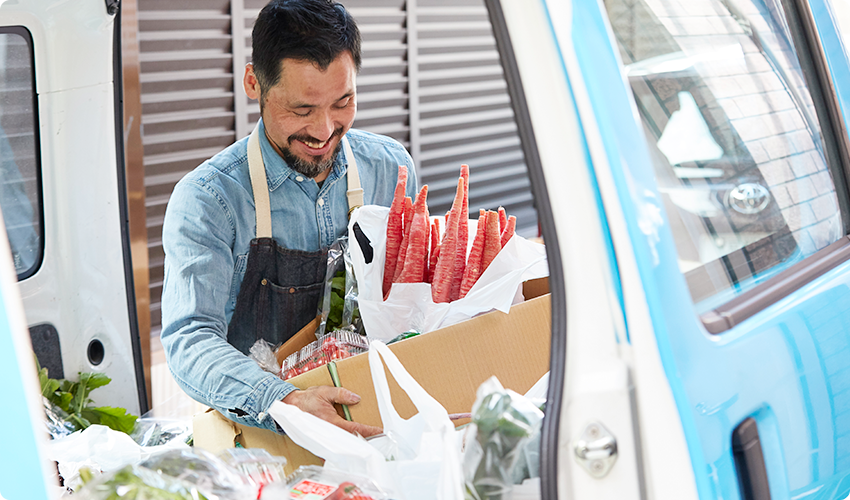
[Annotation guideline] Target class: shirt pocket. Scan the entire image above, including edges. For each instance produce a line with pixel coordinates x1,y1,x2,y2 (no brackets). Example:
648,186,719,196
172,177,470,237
229,253,249,308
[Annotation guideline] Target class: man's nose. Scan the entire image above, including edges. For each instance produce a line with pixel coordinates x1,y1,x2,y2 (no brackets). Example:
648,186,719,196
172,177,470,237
308,108,335,142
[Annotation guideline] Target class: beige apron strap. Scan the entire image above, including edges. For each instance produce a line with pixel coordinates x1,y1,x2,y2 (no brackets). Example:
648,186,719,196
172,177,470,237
247,124,273,239
342,136,363,216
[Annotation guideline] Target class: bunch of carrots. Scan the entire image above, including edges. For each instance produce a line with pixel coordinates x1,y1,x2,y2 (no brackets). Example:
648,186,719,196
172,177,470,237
382,164,517,303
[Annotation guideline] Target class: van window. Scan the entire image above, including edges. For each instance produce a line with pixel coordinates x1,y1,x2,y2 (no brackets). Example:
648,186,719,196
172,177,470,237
0,28,42,280
605,0,844,313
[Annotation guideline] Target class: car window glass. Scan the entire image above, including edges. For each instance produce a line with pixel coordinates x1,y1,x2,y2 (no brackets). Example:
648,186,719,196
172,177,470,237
604,0,844,313
0,29,42,280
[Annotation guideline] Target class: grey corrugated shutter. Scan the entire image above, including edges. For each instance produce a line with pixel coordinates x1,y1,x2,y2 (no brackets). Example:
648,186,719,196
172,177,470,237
138,0,236,334
139,0,535,336
412,0,536,236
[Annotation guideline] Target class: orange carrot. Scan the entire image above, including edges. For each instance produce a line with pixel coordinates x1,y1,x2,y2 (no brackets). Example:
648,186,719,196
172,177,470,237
383,166,408,298
398,185,430,283
426,219,441,283
501,215,516,248
393,196,414,282
459,210,487,299
480,209,501,274
431,178,464,303
450,165,470,301
498,206,507,234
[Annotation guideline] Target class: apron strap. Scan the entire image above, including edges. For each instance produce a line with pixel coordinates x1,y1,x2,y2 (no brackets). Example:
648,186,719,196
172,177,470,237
342,136,364,216
248,124,273,239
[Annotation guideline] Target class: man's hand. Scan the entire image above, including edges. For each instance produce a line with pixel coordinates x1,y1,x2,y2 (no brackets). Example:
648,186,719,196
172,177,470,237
283,386,383,437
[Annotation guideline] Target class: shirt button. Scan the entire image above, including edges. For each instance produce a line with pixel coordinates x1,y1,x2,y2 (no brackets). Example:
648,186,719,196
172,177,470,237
295,176,304,182
289,287,296,294
318,198,325,207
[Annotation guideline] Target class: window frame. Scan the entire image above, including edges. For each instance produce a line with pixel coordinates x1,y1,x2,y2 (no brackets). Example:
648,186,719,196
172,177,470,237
0,25,45,282
698,0,850,333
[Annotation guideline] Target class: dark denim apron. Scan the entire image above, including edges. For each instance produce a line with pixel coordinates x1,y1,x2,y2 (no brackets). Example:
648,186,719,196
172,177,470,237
227,125,364,355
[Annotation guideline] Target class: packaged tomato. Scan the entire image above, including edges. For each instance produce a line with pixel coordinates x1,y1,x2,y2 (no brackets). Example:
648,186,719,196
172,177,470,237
277,466,387,500
280,331,370,380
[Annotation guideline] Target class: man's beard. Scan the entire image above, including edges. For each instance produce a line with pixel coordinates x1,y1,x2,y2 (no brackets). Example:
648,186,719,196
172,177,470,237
277,128,344,179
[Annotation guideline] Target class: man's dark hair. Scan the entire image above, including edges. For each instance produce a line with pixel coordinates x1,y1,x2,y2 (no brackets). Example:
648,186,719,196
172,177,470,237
252,0,361,99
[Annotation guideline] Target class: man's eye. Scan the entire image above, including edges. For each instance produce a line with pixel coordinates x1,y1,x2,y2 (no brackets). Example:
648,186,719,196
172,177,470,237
294,110,312,117
336,98,352,109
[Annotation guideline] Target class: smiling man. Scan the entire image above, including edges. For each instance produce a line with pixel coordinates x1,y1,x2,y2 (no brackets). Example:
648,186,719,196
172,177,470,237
160,0,417,435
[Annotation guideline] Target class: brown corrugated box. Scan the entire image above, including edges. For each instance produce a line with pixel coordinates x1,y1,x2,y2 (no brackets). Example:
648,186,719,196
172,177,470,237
193,279,551,475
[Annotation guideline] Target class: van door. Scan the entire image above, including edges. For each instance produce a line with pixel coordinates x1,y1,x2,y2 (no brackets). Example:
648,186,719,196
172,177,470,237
542,0,850,497
0,1,147,415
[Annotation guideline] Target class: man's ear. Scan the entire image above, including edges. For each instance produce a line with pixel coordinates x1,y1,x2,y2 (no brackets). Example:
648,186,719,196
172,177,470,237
243,63,261,101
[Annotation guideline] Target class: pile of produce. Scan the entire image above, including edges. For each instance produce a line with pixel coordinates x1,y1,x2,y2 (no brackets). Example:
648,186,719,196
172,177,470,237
382,165,517,303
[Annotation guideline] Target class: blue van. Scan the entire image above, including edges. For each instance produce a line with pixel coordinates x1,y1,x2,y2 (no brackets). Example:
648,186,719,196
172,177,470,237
4,0,850,498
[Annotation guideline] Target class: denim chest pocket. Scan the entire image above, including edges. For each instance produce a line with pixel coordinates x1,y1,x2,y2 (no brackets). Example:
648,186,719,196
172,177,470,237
230,253,249,307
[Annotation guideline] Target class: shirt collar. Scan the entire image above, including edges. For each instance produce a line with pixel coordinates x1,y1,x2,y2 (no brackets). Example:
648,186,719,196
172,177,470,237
256,118,348,191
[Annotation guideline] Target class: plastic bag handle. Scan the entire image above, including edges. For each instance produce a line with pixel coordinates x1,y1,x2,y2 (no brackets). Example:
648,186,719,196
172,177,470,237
368,341,449,430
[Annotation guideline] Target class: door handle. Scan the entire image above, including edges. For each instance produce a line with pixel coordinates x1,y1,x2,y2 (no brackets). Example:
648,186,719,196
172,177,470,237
732,417,771,500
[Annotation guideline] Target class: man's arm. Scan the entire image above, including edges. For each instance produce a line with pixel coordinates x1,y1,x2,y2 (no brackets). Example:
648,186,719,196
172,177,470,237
161,176,297,431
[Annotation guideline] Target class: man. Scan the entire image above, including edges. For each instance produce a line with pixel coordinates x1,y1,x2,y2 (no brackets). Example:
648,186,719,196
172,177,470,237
160,0,417,436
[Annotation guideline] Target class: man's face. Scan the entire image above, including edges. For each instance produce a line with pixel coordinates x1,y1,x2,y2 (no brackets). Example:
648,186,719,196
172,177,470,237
244,52,357,180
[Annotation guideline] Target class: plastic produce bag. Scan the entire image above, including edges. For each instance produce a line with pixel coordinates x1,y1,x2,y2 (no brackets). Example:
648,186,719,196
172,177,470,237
73,464,217,500
131,417,193,448
139,448,258,499
348,206,548,341
319,236,364,337
43,396,76,439
462,377,544,500
268,340,464,500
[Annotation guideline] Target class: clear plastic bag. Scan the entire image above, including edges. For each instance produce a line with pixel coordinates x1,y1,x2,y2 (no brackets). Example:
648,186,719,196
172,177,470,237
217,448,288,489
43,396,76,439
249,338,283,375
462,377,544,500
319,237,364,337
282,465,388,500
73,464,219,500
138,448,255,498
130,417,193,448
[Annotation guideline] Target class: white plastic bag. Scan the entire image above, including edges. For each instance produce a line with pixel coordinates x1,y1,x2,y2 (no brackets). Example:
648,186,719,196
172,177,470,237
349,206,548,341
268,340,464,500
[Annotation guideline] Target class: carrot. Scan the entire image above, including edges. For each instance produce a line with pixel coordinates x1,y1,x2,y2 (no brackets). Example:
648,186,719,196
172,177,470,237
501,215,516,248
431,177,464,303
426,219,441,283
383,166,408,298
498,206,507,234
398,185,430,283
393,196,414,282
480,209,501,274
450,165,470,302
459,209,487,299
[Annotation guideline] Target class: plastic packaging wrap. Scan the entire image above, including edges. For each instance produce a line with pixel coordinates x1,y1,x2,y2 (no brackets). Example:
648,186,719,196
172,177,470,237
73,464,217,500
131,417,193,448
43,396,76,439
319,237,364,337
217,448,288,489
462,377,544,500
138,448,256,499
249,338,283,375
281,330,370,380
280,465,388,500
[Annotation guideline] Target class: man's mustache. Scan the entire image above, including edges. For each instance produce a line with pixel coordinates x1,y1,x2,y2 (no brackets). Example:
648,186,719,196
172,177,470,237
289,127,344,146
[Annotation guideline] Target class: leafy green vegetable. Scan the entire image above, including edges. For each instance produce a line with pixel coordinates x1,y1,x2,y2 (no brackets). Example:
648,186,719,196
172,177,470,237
38,358,138,435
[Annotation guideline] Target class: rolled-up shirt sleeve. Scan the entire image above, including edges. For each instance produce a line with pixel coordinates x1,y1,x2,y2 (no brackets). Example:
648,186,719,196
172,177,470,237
160,175,295,432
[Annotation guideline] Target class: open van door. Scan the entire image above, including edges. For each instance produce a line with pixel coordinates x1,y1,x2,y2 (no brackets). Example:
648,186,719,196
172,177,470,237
0,1,148,416
490,0,850,498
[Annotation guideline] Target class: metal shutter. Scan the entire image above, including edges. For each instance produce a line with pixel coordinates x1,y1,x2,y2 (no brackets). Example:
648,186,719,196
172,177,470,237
413,0,536,236
138,0,236,334
139,0,535,335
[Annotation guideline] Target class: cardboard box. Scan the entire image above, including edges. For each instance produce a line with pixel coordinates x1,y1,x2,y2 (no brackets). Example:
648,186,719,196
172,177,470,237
193,280,551,474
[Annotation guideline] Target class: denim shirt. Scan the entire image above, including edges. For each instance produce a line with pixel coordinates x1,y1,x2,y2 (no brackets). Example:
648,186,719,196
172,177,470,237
160,119,418,431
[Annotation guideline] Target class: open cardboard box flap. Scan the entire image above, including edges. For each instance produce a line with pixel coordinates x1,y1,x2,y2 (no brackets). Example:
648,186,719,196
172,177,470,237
193,278,551,471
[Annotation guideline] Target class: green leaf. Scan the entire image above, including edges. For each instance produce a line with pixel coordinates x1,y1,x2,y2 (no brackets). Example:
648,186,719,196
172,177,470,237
83,406,138,434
